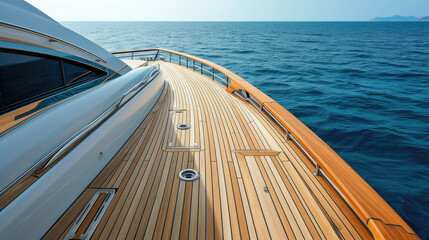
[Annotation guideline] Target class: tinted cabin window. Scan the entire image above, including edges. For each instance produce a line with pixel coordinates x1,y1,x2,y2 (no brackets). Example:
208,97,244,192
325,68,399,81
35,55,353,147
0,51,106,114
0,51,63,107
63,61,98,84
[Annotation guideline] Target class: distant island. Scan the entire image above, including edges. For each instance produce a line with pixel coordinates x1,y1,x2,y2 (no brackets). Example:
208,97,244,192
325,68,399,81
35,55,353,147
371,15,429,21
419,16,429,21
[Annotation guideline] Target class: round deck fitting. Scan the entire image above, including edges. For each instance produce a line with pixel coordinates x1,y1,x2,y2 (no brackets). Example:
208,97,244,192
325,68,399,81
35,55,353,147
178,169,200,181
177,123,191,130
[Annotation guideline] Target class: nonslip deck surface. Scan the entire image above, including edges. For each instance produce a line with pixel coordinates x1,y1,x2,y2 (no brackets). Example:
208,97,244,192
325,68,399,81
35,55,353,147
44,61,372,239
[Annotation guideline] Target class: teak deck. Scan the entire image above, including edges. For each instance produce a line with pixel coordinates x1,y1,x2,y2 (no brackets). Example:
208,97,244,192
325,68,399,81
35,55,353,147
45,61,374,239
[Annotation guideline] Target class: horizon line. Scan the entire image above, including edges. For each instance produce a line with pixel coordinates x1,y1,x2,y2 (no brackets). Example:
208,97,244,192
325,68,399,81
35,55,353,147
59,20,428,22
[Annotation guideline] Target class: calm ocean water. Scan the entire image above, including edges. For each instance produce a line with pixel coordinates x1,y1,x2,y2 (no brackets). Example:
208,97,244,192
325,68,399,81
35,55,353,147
63,22,429,238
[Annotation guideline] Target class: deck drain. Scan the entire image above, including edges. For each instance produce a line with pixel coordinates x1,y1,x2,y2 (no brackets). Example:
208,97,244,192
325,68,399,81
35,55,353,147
177,123,191,130
178,169,200,181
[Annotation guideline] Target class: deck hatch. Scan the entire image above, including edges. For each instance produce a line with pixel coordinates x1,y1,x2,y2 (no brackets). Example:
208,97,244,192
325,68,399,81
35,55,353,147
65,189,115,240
163,107,201,151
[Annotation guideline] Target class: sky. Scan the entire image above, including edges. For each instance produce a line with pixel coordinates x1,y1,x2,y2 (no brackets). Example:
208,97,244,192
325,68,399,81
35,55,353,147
26,0,429,21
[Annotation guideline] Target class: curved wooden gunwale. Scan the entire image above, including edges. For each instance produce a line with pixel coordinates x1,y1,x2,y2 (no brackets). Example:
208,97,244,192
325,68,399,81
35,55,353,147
113,48,418,239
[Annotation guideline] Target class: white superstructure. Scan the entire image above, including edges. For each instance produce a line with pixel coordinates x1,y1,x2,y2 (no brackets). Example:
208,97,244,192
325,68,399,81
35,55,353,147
0,1,165,239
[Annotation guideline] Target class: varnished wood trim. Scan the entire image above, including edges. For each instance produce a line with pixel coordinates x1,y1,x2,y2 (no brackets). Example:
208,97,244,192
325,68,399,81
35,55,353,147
0,100,41,134
368,219,419,240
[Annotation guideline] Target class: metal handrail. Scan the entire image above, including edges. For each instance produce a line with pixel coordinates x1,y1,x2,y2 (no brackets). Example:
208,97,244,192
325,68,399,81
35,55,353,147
117,66,159,110
0,66,161,197
116,53,156,59
112,49,231,88
39,66,160,173
35,104,117,174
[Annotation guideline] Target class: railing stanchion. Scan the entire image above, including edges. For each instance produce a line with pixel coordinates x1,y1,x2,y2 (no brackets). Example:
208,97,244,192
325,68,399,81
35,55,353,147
200,63,203,74
212,68,215,80
193,60,195,71
179,55,181,66
314,164,322,176
169,53,171,62
154,50,159,60
226,77,229,87
131,52,134,60
186,58,188,68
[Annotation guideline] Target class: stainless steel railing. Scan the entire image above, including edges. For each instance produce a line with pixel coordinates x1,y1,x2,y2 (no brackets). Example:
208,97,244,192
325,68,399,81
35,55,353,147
114,50,231,88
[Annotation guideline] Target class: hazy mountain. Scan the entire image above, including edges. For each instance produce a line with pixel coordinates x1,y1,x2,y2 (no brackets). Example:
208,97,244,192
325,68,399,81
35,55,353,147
371,15,418,21
418,16,429,21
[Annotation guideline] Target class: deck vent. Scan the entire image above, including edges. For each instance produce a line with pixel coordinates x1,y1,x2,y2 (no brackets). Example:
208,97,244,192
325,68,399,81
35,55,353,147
178,169,200,181
177,123,191,130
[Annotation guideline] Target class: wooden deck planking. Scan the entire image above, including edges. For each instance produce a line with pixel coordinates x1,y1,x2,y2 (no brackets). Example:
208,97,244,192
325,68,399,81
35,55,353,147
246,96,371,239
44,61,373,240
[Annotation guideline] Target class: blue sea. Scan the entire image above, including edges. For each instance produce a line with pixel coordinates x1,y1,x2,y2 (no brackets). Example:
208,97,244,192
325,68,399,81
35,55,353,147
63,22,429,238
